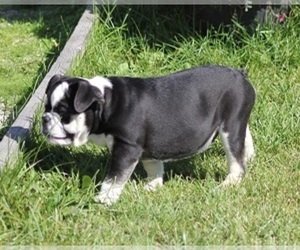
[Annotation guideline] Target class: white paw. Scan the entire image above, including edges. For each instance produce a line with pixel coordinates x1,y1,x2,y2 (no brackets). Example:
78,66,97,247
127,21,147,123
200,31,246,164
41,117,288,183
94,182,123,206
220,174,243,187
144,177,163,191
94,192,119,206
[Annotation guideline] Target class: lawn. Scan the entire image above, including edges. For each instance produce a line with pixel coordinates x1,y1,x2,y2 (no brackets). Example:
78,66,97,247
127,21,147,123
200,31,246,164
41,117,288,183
0,5,299,245
0,6,84,138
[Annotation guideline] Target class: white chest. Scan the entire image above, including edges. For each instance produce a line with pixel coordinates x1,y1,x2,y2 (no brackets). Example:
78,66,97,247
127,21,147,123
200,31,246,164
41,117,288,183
88,134,114,151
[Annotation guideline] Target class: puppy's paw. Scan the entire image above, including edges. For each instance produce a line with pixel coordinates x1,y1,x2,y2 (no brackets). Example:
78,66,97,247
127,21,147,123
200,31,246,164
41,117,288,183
94,182,123,206
144,177,163,191
94,189,121,206
220,174,243,187
94,193,115,206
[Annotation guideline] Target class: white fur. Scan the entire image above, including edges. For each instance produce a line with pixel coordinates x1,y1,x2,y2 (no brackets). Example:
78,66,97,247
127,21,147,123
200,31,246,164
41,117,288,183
244,125,255,163
219,128,245,186
94,161,138,205
94,180,124,206
88,76,113,94
142,160,164,191
64,113,89,147
42,113,72,145
51,81,69,108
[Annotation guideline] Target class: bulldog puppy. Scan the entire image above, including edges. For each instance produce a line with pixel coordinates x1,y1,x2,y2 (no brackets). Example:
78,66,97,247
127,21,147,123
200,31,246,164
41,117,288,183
42,66,256,205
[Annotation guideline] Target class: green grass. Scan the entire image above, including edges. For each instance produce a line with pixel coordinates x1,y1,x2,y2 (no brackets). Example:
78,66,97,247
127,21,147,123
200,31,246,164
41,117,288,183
0,5,300,245
0,6,84,137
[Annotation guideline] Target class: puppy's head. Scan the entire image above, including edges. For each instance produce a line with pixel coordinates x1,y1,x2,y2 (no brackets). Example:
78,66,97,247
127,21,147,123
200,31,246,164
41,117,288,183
42,74,110,146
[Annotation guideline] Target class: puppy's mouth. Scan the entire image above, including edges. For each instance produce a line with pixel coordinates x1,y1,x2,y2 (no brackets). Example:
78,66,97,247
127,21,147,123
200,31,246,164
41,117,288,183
47,132,74,141
42,125,74,143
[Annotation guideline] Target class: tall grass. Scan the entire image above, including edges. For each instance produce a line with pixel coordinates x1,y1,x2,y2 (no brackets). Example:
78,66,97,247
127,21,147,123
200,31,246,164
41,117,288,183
0,5,299,245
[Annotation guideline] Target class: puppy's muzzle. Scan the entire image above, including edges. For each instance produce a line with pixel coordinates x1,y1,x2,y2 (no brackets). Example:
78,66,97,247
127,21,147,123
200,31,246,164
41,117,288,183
42,114,51,125
42,113,74,141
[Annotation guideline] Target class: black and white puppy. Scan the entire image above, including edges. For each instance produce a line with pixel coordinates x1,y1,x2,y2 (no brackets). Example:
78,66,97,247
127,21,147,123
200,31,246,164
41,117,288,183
42,66,256,205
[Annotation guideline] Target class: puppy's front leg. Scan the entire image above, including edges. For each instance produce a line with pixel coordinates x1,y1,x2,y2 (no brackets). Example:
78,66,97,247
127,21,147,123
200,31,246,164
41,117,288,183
94,142,141,205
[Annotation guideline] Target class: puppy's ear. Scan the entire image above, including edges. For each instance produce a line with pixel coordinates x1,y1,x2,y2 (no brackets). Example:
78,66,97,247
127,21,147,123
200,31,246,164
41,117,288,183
46,74,64,94
74,80,104,113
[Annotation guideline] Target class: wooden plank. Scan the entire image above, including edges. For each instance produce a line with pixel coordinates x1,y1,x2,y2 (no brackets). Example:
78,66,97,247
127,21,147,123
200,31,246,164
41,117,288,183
0,6,95,169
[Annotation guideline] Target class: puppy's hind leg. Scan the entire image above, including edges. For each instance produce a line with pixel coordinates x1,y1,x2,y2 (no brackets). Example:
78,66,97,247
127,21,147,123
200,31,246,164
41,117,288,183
219,123,247,186
142,160,164,191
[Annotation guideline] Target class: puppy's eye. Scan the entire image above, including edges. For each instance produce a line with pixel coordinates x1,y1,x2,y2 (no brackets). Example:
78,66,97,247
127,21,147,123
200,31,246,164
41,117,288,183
61,113,71,124
54,106,71,123
54,105,67,115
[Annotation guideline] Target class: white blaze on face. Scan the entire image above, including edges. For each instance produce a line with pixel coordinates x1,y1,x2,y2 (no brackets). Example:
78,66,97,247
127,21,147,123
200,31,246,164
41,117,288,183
51,81,69,108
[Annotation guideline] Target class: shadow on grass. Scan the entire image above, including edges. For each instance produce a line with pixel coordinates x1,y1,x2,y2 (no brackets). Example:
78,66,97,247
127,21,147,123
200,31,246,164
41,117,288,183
98,5,268,47
26,144,227,190
0,5,85,140
24,134,110,186
24,113,227,189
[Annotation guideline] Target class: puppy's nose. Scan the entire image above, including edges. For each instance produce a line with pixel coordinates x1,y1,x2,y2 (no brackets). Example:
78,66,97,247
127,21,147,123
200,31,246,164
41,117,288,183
42,114,51,124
